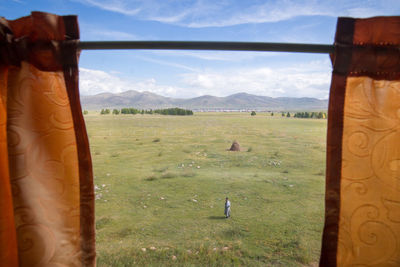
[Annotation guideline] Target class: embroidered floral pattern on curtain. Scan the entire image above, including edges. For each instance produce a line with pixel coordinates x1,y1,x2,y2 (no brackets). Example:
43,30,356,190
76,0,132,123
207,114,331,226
0,12,95,266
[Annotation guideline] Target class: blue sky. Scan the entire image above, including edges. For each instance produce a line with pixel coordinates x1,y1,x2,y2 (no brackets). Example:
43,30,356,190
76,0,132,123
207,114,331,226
3,0,400,99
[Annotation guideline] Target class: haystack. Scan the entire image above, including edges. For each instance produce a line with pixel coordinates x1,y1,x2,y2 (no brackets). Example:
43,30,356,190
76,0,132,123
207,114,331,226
229,141,241,151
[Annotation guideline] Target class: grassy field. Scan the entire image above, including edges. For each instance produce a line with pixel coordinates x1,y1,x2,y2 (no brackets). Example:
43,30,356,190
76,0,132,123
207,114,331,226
85,112,327,266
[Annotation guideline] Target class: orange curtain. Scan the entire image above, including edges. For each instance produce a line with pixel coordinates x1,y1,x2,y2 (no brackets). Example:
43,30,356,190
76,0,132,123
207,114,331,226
0,12,95,266
321,17,400,266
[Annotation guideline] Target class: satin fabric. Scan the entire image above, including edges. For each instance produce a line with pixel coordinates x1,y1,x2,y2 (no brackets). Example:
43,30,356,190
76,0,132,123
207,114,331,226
321,17,400,266
0,12,95,267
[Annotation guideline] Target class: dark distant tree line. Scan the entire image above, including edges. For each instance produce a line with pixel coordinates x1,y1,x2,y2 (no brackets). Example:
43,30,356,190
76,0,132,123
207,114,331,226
100,107,193,116
154,108,193,115
120,108,140,114
293,111,326,119
100,108,110,115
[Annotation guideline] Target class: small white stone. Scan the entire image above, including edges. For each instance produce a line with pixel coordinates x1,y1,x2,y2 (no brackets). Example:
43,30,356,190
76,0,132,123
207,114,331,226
197,166,200,169
222,247,229,251
192,199,197,202
172,255,177,260
141,248,146,252
289,184,294,187
102,184,106,187
160,197,165,200
106,173,110,176
143,205,147,208
150,246,156,250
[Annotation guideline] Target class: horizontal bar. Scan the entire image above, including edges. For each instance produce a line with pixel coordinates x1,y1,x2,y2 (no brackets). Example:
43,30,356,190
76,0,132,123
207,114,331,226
78,41,334,54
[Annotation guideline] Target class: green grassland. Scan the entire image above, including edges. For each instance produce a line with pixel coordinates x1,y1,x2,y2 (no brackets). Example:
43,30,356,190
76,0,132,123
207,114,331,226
85,112,327,266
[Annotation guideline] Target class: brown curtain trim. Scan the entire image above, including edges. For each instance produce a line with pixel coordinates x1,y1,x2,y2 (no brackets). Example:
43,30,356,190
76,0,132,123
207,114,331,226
333,17,400,80
319,74,347,267
0,12,77,71
0,66,19,266
62,16,96,266
64,66,96,266
353,16,400,45
320,18,355,267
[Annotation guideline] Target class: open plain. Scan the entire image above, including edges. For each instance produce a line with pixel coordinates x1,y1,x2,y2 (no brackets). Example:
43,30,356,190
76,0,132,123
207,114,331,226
85,112,327,266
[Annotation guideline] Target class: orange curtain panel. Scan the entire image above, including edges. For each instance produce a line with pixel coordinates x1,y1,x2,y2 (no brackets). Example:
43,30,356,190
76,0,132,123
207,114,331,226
320,17,400,266
0,12,95,266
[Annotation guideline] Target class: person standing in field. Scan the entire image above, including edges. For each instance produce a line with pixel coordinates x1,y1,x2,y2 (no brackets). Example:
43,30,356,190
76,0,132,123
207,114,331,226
225,197,231,218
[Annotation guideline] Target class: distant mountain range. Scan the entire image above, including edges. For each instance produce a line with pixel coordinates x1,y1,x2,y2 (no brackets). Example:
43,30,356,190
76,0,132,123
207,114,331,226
81,90,328,111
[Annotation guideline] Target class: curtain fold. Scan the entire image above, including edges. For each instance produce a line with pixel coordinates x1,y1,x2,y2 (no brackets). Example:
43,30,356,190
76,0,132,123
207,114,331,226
0,12,95,267
321,17,400,266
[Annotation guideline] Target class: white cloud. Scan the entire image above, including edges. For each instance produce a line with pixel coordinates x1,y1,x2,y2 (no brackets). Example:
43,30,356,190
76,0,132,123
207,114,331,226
79,22,142,41
79,67,186,96
132,55,198,72
79,68,127,95
74,0,400,28
149,50,280,61
79,59,332,99
76,0,141,16
180,60,331,99
88,30,139,40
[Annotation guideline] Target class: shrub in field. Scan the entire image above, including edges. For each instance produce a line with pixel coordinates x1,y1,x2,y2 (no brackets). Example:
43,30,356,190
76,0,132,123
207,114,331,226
145,175,157,181
112,109,120,115
100,108,110,115
161,172,176,179
154,166,168,172
96,217,112,230
251,111,256,116
182,171,196,177
114,228,133,238
153,138,161,142
83,110,88,115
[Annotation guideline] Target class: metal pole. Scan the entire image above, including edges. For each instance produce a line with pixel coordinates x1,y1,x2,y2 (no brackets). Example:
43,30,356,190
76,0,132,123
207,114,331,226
78,41,334,54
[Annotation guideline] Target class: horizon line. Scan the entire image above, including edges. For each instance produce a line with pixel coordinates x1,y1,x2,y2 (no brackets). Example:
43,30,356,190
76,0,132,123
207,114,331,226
80,90,329,100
